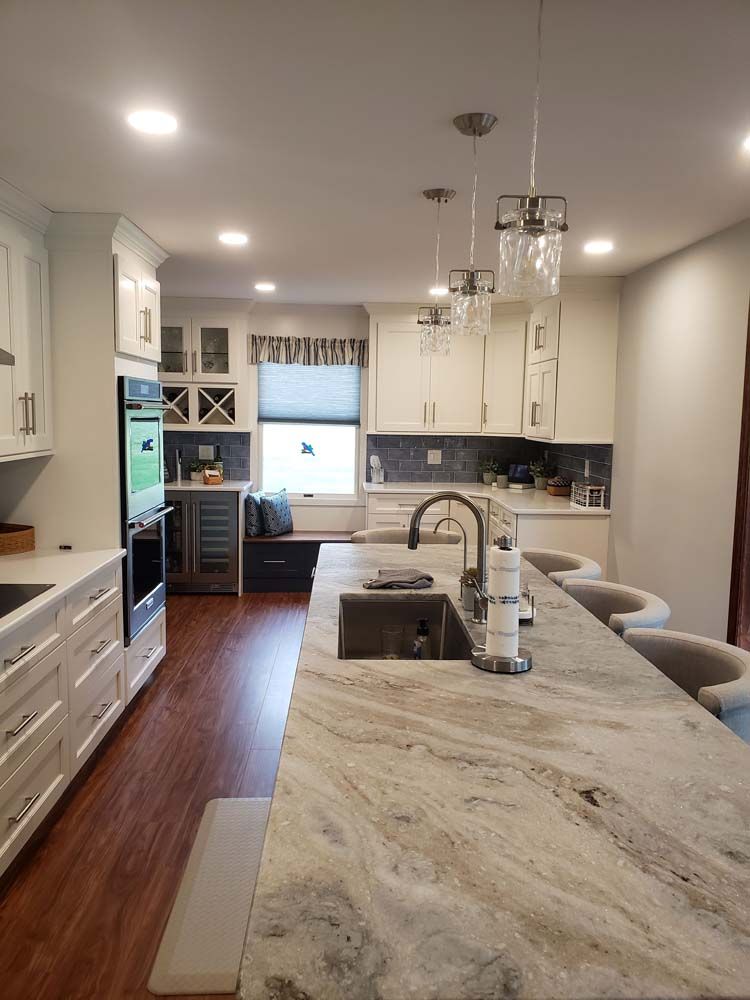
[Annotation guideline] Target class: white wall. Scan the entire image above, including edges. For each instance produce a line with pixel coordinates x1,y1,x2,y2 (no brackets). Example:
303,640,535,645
609,219,750,639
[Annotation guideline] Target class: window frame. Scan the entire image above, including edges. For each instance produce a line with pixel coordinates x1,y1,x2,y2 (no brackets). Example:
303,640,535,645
257,419,362,503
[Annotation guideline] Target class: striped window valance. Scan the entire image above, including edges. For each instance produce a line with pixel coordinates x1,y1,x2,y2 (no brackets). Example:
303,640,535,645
250,335,368,367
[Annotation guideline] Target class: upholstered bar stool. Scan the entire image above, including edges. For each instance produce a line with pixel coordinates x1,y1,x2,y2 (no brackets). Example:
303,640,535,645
522,548,602,586
624,629,750,743
562,579,671,634
351,528,460,544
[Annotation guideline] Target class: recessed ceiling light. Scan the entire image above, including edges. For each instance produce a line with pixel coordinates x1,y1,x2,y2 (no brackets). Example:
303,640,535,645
218,232,248,246
254,281,276,292
583,239,614,255
429,286,449,296
743,134,750,152
126,109,178,134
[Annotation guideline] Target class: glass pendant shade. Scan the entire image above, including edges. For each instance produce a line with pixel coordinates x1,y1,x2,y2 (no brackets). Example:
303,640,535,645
417,305,450,356
449,270,494,337
495,198,566,299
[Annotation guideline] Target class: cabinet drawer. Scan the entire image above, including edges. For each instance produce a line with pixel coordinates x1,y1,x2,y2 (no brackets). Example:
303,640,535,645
125,608,166,704
0,718,69,877
494,506,517,537
67,599,123,713
0,601,65,694
69,653,125,777
368,493,449,517
65,562,122,637
0,644,68,787
366,511,448,531
247,542,318,579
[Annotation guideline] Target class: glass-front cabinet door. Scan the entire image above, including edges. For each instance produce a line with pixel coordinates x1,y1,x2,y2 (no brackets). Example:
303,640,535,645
193,320,233,382
159,318,190,382
193,493,238,588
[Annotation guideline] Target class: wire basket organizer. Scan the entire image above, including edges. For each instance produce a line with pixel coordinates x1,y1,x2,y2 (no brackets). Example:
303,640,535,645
570,482,607,510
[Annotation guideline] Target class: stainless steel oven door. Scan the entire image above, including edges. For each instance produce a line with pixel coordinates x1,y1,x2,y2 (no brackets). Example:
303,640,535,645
124,405,165,521
125,505,172,641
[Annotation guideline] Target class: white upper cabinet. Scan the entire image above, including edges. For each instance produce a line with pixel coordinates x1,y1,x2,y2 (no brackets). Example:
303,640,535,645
527,296,561,365
482,317,527,435
140,275,161,362
429,335,484,432
114,243,162,363
524,359,557,440
0,215,53,461
374,324,431,433
159,315,244,384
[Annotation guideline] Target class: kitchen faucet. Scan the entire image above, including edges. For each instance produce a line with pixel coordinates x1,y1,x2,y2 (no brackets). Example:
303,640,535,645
408,492,488,623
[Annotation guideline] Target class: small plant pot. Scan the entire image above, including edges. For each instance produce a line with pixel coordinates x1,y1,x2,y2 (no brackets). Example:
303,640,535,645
482,472,495,485
534,476,549,491
190,471,203,482
495,474,509,489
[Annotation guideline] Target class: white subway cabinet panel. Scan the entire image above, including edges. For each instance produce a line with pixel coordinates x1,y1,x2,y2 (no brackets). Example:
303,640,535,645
525,360,557,440
429,335,484,433
114,251,142,357
482,318,527,435
374,324,431,433
140,276,161,362
528,296,561,364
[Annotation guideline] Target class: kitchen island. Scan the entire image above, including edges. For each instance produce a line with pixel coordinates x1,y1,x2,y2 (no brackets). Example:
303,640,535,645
241,543,750,999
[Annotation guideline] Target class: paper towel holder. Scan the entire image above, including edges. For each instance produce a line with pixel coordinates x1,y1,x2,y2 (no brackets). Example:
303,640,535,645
471,647,532,674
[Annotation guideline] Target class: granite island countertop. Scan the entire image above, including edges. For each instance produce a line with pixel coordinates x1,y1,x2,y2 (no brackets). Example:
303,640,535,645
241,544,750,999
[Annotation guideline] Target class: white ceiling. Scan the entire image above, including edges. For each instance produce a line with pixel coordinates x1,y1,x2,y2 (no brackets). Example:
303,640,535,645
1,0,749,303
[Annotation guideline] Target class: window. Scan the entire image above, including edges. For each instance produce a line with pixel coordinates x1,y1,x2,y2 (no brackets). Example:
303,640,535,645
258,363,361,495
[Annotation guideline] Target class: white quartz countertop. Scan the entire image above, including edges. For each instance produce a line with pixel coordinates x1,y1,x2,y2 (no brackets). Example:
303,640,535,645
165,479,253,492
241,543,749,999
0,547,125,639
364,480,611,516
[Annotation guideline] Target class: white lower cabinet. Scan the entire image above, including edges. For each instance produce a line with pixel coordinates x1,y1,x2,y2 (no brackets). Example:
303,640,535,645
0,599,65,695
69,653,125,777
124,608,166,704
366,492,449,530
448,498,489,558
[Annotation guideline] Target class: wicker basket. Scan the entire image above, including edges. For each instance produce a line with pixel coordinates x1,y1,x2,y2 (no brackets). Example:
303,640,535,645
547,485,571,496
0,523,35,555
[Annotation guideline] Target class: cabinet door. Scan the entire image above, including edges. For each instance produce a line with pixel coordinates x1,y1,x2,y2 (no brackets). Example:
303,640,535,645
140,276,161,362
159,318,191,381
524,363,541,437
18,238,53,452
192,493,238,589
113,252,143,357
192,319,237,383
528,296,560,364
375,324,430,432
0,234,21,458
482,318,527,435
526,359,558,439
429,335,485,433
165,496,193,587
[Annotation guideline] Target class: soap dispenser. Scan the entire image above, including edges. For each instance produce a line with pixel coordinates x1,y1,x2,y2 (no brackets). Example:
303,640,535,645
412,618,431,659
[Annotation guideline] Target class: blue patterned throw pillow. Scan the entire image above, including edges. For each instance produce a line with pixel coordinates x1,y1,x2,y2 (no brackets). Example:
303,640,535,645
259,489,293,537
245,491,266,537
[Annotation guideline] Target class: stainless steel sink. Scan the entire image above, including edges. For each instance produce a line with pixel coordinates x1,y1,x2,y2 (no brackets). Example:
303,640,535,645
337,593,474,660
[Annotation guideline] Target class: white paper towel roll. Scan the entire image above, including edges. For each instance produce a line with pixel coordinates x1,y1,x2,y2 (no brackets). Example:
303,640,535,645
486,541,520,658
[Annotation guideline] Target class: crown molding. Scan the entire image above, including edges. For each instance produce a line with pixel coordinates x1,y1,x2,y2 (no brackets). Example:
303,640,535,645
161,295,255,314
0,176,52,234
45,212,168,266
113,216,168,267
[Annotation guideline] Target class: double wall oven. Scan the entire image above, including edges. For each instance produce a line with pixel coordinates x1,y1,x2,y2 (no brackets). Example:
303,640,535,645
118,377,172,643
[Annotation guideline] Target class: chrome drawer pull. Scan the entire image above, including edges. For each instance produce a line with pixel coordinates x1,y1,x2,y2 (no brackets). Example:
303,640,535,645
263,560,286,564
6,711,38,739
8,792,40,825
90,638,112,656
5,644,36,666
89,587,110,602
91,701,113,721
142,646,157,658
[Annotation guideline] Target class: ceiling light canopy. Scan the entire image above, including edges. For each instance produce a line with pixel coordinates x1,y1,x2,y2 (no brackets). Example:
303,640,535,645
419,189,455,355
126,109,178,134
584,239,614,255
450,114,497,337
254,281,276,292
219,231,248,246
495,0,568,299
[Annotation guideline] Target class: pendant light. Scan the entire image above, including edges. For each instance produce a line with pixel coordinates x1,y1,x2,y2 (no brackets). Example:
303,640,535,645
418,188,455,356
495,0,568,299
449,112,497,336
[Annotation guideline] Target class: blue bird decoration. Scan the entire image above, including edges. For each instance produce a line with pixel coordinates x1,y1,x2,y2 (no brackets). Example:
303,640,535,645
141,438,154,452
300,441,315,456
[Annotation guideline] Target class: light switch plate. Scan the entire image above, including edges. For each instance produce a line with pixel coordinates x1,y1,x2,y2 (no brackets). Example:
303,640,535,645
199,444,216,461
427,449,442,465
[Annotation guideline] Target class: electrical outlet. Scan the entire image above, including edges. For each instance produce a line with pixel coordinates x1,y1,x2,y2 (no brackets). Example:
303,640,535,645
199,444,216,461
427,449,442,465
584,458,590,479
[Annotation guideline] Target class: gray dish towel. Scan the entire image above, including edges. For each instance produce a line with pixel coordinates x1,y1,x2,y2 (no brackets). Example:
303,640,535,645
363,569,434,590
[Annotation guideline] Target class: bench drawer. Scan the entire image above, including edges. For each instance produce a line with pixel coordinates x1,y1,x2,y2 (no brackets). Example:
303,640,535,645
125,608,166,704
0,644,68,787
67,599,123,713
0,718,69,877
246,542,318,580
69,653,125,777
65,562,122,637
0,601,65,695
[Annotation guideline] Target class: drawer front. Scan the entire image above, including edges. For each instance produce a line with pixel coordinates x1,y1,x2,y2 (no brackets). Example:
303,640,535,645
67,599,123,712
366,511,447,531
69,653,125,777
494,506,517,537
65,562,122,637
489,516,515,546
0,718,69,877
0,644,68,787
247,543,318,579
368,493,449,517
125,608,166,704
0,601,65,695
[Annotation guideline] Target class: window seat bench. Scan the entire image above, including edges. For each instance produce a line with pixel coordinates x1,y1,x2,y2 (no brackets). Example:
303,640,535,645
243,531,351,592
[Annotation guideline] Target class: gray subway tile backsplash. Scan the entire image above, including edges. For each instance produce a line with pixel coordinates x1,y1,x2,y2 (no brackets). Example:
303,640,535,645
164,430,251,481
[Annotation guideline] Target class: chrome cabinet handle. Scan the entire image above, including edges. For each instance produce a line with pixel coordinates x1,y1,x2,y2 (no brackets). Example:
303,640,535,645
432,401,436,425
91,701,113,721
147,306,153,344
263,559,286,564
423,401,427,426
483,401,488,425
183,350,188,374
90,638,112,656
6,711,38,738
8,792,40,826
192,350,197,374
29,392,37,434
89,587,110,602
5,644,36,666
140,308,148,342
18,393,30,434
142,646,157,658
193,503,198,572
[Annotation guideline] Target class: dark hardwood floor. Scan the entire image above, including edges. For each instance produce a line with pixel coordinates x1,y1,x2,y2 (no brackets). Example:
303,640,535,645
0,592,309,1000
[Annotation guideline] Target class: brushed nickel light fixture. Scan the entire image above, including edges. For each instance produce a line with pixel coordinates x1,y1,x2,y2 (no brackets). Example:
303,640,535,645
449,112,497,336
495,0,568,298
418,188,455,356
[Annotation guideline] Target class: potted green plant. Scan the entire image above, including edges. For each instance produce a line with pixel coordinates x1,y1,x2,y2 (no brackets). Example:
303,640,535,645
495,461,509,489
529,458,554,491
189,460,205,483
480,458,498,485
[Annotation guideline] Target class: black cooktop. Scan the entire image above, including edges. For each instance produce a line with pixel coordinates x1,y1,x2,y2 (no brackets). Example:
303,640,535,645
0,583,55,619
